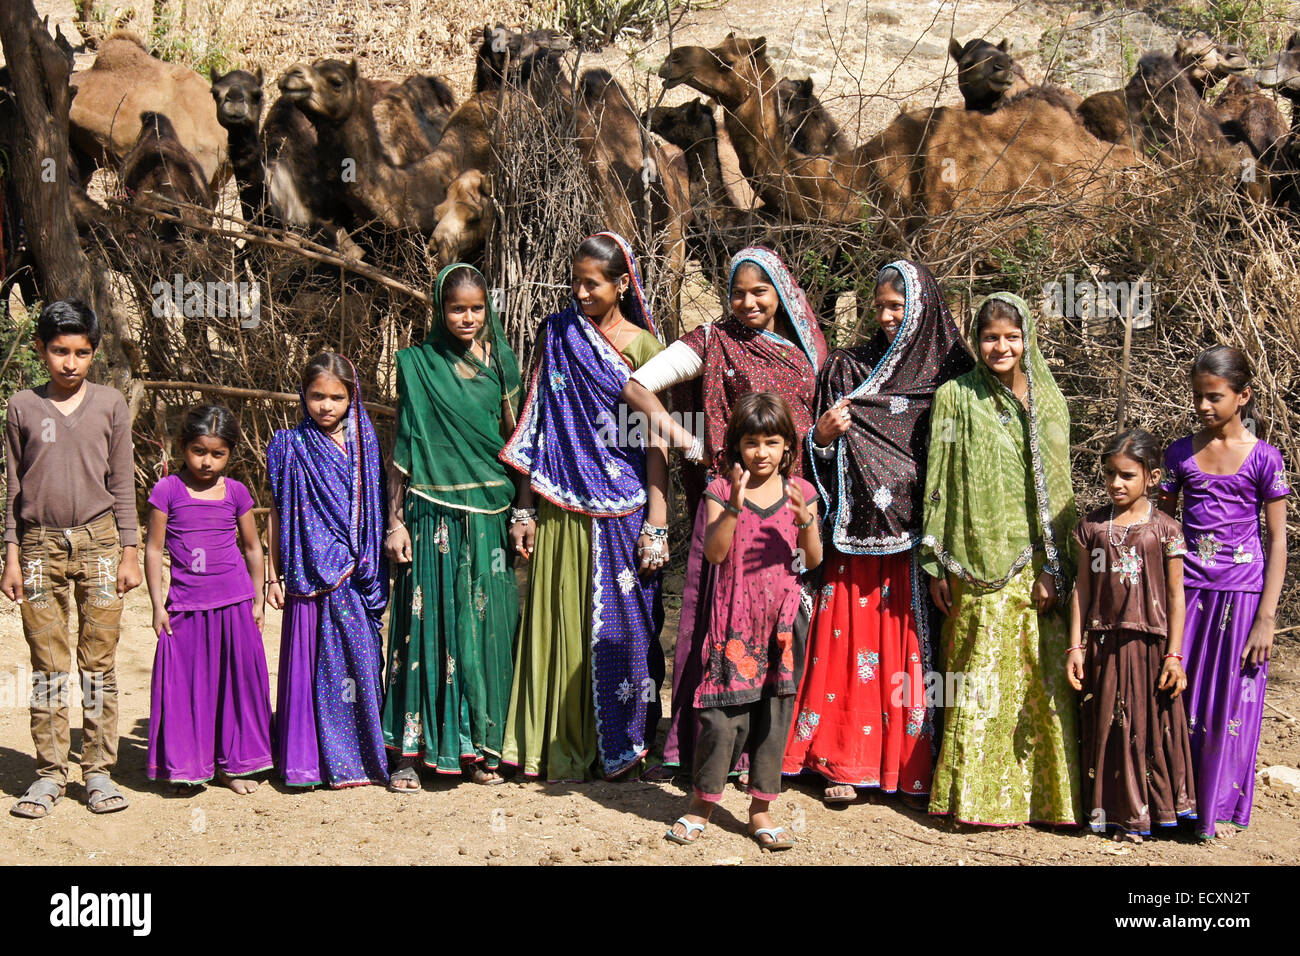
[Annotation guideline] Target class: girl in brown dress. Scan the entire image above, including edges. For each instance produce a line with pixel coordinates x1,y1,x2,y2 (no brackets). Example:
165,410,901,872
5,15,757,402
1067,429,1196,843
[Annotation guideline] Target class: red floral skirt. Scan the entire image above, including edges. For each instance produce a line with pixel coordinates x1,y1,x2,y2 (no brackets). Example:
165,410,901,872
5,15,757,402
782,550,932,793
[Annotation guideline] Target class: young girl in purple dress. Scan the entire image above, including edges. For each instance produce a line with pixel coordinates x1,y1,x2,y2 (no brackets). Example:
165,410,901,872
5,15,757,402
663,393,822,852
1158,346,1289,840
144,405,273,793
267,353,389,788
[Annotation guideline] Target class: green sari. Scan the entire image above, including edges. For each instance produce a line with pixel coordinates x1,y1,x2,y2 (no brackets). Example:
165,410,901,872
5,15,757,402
921,292,1082,825
382,264,523,772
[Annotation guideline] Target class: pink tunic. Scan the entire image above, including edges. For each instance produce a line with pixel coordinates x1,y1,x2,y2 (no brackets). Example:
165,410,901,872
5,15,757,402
694,475,816,708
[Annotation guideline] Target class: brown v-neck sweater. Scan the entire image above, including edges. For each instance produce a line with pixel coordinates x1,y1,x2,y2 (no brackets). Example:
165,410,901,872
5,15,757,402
4,382,138,546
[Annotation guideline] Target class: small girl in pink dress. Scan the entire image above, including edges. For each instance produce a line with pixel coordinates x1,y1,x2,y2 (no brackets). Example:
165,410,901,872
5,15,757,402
663,392,822,852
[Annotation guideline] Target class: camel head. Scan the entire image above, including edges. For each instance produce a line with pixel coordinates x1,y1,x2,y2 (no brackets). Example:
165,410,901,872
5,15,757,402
643,98,716,149
474,23,571,93
278,58,362,124
210,67,265,130
658,34,770,108
1174,31,1245,92
1256,31,1300,100
949,37,1021,110
431,168,490,273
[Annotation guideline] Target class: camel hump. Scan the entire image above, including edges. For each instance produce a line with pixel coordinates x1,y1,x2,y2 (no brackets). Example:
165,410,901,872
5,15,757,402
579,67,619,102
104,29,148,50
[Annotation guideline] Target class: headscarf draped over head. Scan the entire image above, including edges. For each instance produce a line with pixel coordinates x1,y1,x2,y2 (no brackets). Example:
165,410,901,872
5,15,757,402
267,355,389,612
920,291,1077,594
393,263,522,514
673,247,828,484
811,259,974,554
499,231,657,516
597,230,661,343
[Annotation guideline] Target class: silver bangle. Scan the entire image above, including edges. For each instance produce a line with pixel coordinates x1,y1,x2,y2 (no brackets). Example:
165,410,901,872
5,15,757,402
640,521,667,538
510,507,537,525
684,435,705,464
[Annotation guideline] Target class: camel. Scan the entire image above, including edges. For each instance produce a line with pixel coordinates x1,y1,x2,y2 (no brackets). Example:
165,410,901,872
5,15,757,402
774,77,848,155
645,98,737,217
211,67,267,221
473,23,571,96
430,168,490,267
1256,31,1300,210
1212,75,1290,162
373,74,457,163
1080,33,1247,145
281,57,496,235
118,110,213,242
69,30,227,193
949,36,1082,113
572,68,691,305
659,34,1136,242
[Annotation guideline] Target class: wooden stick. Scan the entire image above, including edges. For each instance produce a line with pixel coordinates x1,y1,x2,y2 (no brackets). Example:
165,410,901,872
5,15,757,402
139,379,395,418
1264,699,1297,722
103,198,430,304
890,828,1055,864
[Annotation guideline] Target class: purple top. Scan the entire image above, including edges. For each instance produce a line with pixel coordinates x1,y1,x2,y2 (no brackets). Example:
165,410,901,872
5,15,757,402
148,474,257,611
1160,436,1290,592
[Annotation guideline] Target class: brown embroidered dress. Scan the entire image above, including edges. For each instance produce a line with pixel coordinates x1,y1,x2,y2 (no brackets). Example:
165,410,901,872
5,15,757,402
1074,505,1196,834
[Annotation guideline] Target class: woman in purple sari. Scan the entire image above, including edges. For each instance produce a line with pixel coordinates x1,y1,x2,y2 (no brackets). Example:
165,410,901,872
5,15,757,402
266,352,389,788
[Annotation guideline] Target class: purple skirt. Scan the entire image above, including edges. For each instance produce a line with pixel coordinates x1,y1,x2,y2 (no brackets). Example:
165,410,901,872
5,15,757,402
275,590,388,788
1183,587,1268,837
146,600,273,784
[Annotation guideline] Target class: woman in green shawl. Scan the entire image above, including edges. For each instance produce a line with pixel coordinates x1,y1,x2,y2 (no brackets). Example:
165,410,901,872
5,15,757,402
920,292,1082,826
382,264,523,789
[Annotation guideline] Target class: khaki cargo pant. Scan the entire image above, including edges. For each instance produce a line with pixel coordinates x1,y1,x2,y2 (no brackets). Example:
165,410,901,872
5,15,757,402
18,511,124,785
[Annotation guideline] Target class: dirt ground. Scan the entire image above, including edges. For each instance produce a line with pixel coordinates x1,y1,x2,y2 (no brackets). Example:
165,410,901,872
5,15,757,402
2,1,1298,865
0,562,1296,867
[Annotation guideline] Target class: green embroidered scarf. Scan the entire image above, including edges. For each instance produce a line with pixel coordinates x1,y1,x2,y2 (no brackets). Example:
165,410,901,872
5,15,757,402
920,291,1076,592
393,263,522,514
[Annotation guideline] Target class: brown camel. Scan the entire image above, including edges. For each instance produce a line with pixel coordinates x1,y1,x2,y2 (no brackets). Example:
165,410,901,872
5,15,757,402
1212,75,1289,162
69,30,227,193
949,36,1082,113
573,69,690,295
659,34,1135,240
473,22,571,96
281,58,496,234
430,168,490,267
373,74,457,164
118,110,213,242
774,77,848,155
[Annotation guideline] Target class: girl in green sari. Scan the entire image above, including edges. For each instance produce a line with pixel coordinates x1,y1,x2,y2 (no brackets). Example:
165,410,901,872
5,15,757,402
382,264,522,789
920,292,1082,826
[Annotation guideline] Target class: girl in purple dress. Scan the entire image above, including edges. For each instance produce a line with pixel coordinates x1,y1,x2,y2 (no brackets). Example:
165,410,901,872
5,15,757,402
663,393,822,851
144,405,273,793
267,353,389,788
1158,345,1289,840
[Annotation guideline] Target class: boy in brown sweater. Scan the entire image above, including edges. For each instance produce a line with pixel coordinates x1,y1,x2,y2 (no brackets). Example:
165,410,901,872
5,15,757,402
2,300,141,817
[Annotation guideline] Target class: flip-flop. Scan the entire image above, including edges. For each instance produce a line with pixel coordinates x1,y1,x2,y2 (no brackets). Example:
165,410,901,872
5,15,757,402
639,763,675,783
10,779,64,819
751,826,794,851
664,816,706,845
84,773,129,814
387,766,421,793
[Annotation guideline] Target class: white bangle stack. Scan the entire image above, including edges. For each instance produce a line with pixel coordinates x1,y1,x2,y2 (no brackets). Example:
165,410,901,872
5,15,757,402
509,507,537,525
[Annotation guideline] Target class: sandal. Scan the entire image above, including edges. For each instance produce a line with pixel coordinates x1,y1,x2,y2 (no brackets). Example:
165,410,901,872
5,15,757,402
464,762,506,786
734,772,751,793
823,784,857,805
750,826,794,851
387,766,421,793
639,763,675,783
10,779,64,819
664,816,707,845
84,773,129,814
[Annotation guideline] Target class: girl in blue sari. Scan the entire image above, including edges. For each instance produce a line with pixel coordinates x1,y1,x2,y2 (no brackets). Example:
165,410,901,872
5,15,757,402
266,352,389,788
501,232,668,782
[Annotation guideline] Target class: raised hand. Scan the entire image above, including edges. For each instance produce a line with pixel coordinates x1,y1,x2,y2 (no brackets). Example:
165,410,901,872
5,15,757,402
729,462,751,512
786,479,812,527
